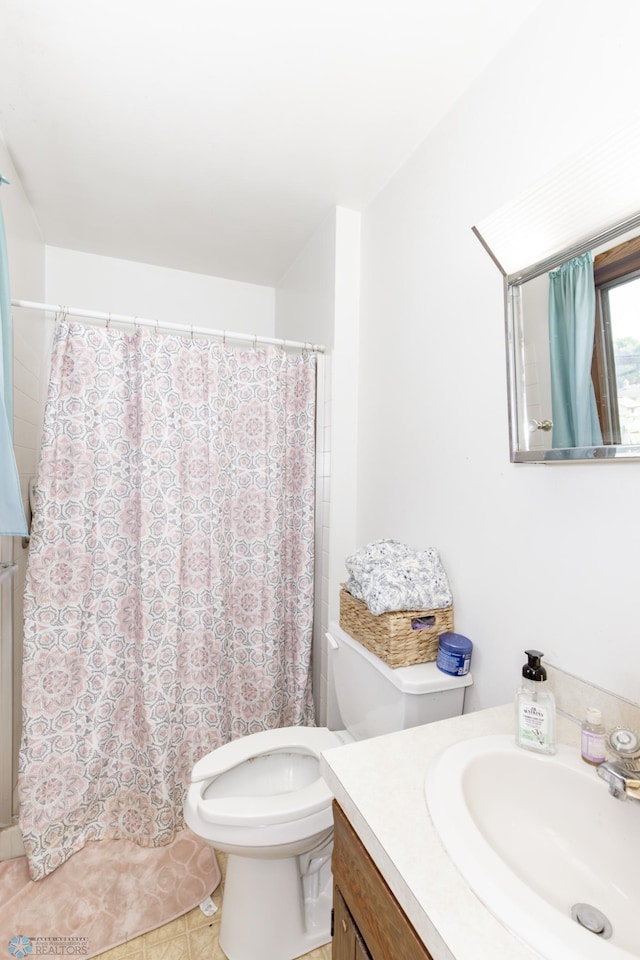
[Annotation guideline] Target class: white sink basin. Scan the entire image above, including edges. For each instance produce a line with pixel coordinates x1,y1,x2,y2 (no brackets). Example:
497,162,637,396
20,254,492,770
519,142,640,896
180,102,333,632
425,734,640,960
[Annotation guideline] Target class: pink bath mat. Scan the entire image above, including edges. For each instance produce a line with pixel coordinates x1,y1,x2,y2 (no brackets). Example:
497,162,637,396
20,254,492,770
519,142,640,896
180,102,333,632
0,829,220,959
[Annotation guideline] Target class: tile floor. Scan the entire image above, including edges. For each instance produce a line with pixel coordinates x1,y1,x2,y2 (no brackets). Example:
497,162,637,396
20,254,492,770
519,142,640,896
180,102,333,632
95,853,332,960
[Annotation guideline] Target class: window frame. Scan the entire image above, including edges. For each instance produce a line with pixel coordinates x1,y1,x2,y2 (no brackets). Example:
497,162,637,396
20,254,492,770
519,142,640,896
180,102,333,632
592,235,640,444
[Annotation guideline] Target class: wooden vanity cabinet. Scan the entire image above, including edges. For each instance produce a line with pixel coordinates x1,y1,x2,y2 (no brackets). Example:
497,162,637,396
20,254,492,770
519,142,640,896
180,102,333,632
331,801,434,960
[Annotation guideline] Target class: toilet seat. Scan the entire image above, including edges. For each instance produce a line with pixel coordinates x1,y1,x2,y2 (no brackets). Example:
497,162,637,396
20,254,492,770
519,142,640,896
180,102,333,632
190,726,342,827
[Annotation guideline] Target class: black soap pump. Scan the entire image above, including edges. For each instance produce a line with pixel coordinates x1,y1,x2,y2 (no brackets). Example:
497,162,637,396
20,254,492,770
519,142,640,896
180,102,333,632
515,649,556,754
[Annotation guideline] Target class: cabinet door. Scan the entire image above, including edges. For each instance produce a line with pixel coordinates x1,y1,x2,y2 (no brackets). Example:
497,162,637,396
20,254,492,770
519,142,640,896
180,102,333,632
333,888,372,960
333,888,356,960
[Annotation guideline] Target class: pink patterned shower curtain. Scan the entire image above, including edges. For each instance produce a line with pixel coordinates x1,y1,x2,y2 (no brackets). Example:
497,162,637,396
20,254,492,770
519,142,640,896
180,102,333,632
19,321,317,880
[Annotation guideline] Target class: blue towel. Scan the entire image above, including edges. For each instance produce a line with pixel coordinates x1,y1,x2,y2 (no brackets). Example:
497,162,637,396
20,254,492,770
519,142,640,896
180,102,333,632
0,177,27,536
0,393,26,534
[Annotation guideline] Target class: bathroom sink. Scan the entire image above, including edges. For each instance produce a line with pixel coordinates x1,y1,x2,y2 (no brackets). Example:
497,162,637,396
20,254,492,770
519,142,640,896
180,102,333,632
425,734,640,960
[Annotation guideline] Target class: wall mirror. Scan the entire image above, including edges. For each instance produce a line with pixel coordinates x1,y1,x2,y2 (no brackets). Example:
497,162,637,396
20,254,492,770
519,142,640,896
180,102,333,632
500,212,640,463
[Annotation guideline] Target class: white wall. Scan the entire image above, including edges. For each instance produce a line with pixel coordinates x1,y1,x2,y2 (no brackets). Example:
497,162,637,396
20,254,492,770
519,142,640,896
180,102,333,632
275,210,337,350
355,0,640,712
45,247,275,335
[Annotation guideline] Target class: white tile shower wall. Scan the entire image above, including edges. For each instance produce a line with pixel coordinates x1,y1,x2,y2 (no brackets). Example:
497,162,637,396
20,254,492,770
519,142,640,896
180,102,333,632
313,354,332,725
0,562,12,826
11,308,50,830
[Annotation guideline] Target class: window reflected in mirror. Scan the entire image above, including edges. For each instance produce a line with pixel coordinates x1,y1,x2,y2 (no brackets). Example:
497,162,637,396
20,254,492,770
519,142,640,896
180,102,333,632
593,237,640,446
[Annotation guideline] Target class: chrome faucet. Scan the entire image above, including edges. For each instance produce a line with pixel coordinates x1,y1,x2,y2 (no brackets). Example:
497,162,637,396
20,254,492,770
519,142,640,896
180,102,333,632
597,727,640,802
597,761,640,802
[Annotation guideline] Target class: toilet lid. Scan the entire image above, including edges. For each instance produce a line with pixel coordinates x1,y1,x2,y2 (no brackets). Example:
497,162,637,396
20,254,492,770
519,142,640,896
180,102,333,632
191,726,342,827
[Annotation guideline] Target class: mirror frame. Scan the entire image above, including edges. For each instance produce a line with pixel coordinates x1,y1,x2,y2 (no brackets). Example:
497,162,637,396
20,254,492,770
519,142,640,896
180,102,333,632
503,210,640,463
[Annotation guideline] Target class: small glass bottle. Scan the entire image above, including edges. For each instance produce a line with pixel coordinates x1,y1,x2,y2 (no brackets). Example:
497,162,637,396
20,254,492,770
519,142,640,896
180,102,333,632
581,707,606,765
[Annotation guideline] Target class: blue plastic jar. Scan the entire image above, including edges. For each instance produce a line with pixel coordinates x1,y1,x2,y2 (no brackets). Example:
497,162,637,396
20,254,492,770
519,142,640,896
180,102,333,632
436,632,473,677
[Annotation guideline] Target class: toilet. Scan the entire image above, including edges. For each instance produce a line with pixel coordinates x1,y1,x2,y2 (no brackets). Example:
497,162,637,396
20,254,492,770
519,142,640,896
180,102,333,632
184,622,472,960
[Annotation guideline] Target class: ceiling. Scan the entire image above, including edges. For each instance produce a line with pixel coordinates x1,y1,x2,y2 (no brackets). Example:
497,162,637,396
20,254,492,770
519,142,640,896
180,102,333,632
0,1,541,287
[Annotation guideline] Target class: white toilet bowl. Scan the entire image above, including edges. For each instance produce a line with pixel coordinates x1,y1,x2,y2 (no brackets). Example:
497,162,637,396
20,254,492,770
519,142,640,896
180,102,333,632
185,725,344,960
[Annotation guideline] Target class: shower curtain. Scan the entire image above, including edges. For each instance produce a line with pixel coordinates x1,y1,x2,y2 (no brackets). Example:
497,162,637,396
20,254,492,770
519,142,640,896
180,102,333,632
19,321,317,880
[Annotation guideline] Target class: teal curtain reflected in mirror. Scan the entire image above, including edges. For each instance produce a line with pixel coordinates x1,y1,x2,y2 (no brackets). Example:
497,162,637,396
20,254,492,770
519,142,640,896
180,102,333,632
549,251,603,449
0,175,27,535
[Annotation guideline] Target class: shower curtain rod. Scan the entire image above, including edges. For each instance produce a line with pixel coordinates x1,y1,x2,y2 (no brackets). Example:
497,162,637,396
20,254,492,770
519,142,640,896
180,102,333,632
11,299,325,353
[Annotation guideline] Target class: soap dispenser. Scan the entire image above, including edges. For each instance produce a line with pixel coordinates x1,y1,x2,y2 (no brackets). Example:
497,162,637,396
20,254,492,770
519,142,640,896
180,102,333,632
515,650,556,755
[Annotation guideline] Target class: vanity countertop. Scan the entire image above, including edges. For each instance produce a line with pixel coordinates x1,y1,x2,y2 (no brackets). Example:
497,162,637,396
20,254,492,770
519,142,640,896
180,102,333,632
320,703,581,960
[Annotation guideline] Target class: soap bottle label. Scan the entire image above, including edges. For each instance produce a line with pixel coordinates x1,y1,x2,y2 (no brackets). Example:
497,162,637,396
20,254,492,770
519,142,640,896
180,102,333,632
581,729,606,765
518,701,551,751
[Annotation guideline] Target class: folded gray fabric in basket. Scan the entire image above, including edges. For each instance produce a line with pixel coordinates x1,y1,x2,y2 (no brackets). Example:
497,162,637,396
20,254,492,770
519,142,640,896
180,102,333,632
345,539,452,616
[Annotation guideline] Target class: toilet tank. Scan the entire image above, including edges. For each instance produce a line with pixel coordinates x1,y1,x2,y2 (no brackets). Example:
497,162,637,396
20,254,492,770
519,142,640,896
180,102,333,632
326,621,472,741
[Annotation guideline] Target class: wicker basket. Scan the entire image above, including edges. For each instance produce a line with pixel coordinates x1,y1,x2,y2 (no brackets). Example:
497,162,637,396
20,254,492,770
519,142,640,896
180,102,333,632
339,586,454,668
